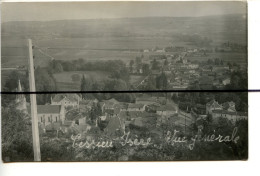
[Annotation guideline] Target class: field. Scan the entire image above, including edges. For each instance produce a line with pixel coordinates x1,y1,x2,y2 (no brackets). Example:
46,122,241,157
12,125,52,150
1,36,190,65
53,71,111,91
186,52,247,64
1,15,247,68
1,46,52,68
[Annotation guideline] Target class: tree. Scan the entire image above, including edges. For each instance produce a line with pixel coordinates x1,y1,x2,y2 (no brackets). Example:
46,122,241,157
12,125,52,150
142,64,150,76
2,103,34,162
3,71,29,92
35,67,57,104
156,72,168,89
151,59,160,70
55,62,63,73
214,58,220,65
164,59,169,66
80,75,94,99
135,56,142,65
220,59,224,65
48,60,63,73
89,103,102,123
129,60,134,73
207,59,213,65
145,76,156,90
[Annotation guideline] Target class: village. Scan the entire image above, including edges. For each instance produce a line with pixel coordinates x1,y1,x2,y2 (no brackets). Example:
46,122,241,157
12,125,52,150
14,70,248,140
129,44,247,91
10,39,249,142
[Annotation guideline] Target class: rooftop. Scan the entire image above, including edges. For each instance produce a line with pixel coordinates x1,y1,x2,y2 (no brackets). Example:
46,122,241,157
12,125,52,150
52,94,81,103
128,103,145,109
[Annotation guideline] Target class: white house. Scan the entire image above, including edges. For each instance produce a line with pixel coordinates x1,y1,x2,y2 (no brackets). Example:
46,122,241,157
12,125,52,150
36,105,65,126
206,100,223,114
51,94,81,108
212,110,247,124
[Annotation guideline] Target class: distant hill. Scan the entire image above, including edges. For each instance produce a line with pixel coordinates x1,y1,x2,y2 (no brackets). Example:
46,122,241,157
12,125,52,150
1,14,247,44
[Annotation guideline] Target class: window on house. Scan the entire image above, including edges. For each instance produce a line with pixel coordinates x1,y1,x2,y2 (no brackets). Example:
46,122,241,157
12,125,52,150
56,116,58,122
48,117,51,122
41,117,43,122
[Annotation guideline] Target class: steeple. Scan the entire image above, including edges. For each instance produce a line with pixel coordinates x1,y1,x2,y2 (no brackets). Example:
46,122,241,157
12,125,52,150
15,79,27,113
18,79,22,92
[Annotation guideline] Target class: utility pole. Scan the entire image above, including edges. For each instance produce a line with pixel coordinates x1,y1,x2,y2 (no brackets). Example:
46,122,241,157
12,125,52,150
28,39,41,161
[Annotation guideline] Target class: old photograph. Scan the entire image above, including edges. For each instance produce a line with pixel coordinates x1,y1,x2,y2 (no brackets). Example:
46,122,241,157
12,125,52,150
1,1,248,162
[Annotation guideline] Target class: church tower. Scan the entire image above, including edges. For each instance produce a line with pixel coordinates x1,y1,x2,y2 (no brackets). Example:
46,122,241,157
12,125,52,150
15,80,27,112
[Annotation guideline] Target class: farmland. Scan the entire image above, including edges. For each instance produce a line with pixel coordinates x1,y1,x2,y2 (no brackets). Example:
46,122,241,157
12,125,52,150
1,14,247,67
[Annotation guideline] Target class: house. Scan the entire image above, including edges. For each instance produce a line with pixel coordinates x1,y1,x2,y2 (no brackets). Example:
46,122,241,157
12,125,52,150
222,101,236,112
51,94,81,108
118,111,146,121
79,98,98,112
212,66,229,72
156,104,178,116
127,103,146,111
100,98,122,115
36,105,66,126
206,100,223,114
222,78,231,85
212,110,247,124
156,48,165,53
102,98,119,109
193,104,206,115
188,64,199,69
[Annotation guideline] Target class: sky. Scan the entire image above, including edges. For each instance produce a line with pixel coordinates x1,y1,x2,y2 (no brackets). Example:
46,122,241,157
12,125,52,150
1,1,247,22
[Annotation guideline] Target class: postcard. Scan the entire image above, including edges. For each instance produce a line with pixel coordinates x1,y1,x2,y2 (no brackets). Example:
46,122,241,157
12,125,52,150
1,1,248,162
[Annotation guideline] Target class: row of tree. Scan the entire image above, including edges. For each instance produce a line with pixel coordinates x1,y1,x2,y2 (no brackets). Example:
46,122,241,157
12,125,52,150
80,75,135,102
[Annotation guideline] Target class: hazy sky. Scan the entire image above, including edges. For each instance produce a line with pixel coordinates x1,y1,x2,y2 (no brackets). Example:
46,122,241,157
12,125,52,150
1,1,247,22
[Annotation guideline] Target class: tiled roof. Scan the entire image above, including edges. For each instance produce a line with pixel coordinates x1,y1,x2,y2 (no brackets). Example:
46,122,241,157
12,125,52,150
207,100,222,109
37,105,61,114
52,94,81,103
27,105,62,114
